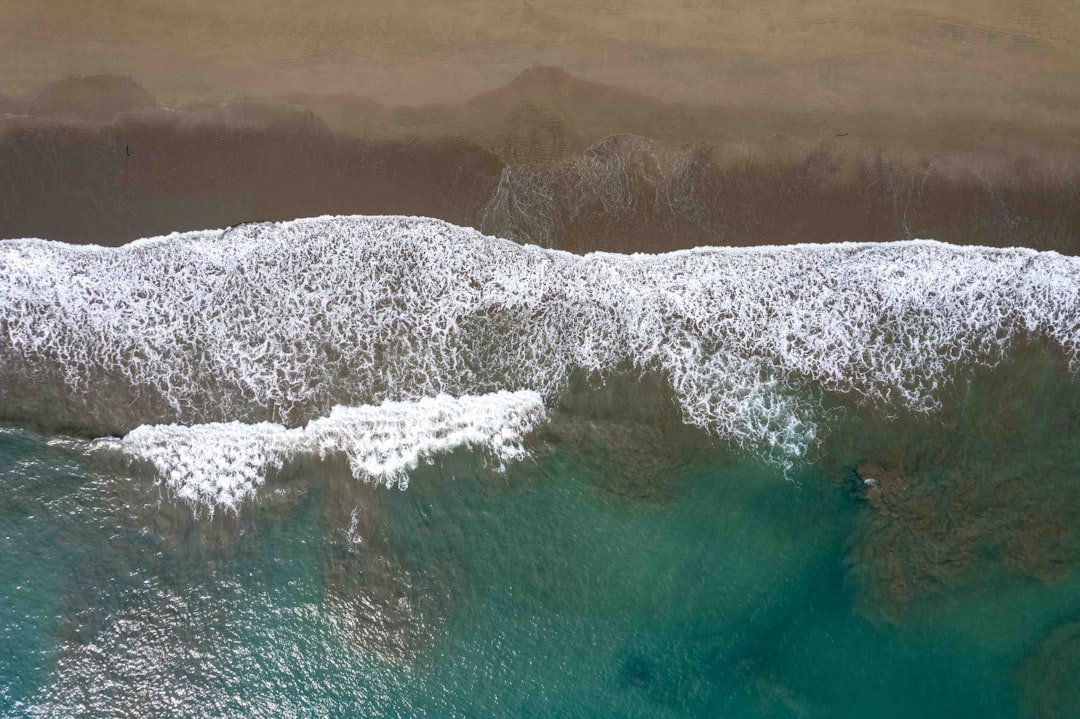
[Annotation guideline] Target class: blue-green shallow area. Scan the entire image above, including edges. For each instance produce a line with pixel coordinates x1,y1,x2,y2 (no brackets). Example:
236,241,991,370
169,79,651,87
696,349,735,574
1,412,1078,717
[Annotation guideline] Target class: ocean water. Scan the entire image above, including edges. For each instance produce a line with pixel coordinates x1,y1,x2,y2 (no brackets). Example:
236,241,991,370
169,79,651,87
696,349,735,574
1,216,1079,717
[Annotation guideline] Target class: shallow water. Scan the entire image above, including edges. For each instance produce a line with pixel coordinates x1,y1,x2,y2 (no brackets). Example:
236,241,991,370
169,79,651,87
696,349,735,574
2,347,1078,718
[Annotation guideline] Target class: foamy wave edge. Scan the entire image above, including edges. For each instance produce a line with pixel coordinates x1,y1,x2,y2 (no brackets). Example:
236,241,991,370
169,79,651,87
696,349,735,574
94,391,547,509
2,214,1078,467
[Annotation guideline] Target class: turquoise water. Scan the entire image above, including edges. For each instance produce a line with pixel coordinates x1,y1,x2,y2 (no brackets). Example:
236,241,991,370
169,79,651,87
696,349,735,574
2,351,1078,717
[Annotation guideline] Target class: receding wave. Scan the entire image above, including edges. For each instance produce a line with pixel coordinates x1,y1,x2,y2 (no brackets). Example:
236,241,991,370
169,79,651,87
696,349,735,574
1,215,1078,465
96,391,546,509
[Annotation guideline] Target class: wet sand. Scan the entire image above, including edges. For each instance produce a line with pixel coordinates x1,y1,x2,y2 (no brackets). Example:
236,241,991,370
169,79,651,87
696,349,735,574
0,115,502,246
2,110,1078,254
1,57,1078,252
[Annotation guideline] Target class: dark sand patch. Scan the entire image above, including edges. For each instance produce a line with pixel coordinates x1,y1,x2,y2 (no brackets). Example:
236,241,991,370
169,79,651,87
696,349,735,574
0,115,502,245
481,135,1080,253
26,74,157,122
2,113,1080,253
832,344,1080,620
539,370,719,502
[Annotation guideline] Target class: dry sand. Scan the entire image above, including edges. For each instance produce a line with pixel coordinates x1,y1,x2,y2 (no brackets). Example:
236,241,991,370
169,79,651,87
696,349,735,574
2,0,1078,119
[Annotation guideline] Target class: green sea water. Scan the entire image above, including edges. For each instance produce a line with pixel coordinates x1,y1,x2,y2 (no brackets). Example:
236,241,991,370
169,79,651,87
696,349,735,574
1,348,1079,718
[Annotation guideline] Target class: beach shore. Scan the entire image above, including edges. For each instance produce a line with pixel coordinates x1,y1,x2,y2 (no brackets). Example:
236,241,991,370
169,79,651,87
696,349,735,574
2,109,1078,253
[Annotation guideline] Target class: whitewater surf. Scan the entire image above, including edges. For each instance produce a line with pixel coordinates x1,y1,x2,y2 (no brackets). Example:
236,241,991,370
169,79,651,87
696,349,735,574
2,214,1077,499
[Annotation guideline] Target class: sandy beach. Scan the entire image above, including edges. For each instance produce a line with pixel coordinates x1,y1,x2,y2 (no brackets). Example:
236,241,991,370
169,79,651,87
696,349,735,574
0,0,1077,251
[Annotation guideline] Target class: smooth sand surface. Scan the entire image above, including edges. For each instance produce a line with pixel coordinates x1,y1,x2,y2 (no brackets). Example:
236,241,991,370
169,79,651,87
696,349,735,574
2,0,1078,117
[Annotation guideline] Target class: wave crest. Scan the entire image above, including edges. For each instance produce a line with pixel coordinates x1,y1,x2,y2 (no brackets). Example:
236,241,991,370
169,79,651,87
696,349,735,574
99,391,546,508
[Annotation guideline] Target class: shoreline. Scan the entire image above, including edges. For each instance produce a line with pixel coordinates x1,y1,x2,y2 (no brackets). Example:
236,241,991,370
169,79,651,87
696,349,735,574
1,115,1078,254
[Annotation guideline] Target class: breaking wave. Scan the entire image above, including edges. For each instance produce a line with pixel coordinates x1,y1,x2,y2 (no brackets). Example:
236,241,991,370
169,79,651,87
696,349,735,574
2,215,1078,467
96,391,546,509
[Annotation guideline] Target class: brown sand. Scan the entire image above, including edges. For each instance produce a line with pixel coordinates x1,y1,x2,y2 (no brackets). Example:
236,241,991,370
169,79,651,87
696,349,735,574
0,115,502,245
2,111,1078,254
2,0,1079,124
2,2,1079,251
2,61,1078,252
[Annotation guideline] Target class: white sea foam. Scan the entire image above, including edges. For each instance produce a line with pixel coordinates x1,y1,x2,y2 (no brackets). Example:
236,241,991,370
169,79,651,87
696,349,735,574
2,215,1078,464
101,391,547,509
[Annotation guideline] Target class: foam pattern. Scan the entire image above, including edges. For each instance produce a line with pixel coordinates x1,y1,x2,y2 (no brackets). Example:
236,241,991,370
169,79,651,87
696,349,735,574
2,215,1078,464
101,391,546,508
